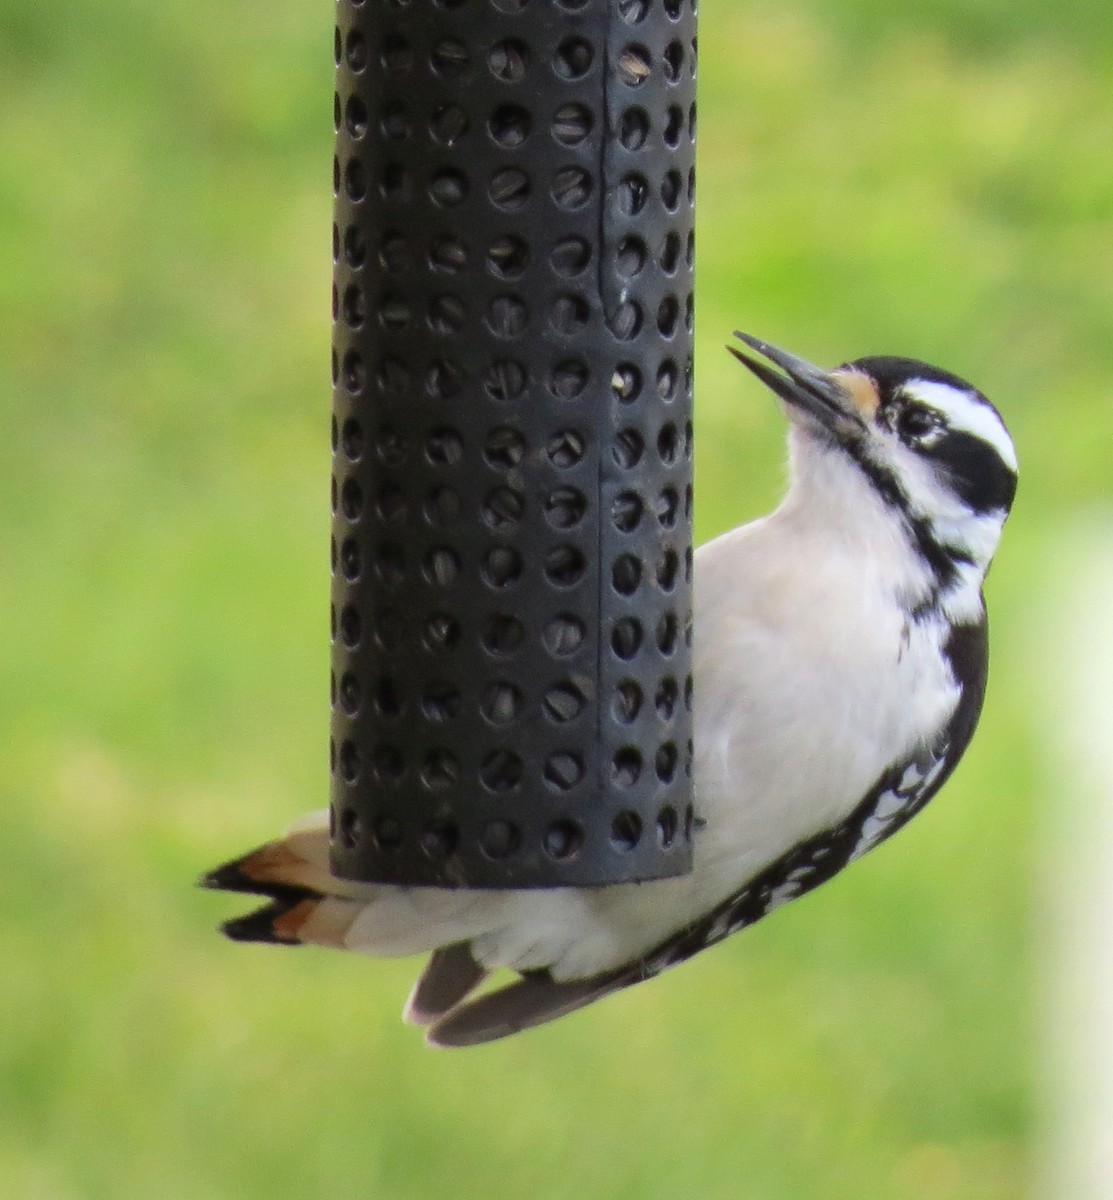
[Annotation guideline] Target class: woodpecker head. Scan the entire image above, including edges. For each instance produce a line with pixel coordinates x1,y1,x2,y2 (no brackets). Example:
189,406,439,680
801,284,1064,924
729,332,1018,621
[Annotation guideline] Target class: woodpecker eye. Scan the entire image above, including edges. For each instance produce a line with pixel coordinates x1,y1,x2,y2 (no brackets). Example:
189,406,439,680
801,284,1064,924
896,404,940,442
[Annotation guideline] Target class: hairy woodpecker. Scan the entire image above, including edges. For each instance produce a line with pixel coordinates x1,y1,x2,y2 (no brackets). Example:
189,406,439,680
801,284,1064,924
204,332,1018,1047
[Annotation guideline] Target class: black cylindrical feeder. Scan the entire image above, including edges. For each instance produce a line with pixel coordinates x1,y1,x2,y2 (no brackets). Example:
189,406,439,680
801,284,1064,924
330,0,696,888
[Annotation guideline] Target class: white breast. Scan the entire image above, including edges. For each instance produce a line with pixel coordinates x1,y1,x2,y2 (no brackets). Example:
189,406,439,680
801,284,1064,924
688,511,960,904
347,449,966,983
466,490,960,982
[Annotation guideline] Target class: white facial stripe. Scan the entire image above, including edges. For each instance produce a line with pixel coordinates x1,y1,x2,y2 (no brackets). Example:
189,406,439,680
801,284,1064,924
902,380,1018,474
893,450,1006,566
931,509,1008,564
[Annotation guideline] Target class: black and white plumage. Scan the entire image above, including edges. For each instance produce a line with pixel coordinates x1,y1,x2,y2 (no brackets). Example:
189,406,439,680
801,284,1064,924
203,333,1018,1047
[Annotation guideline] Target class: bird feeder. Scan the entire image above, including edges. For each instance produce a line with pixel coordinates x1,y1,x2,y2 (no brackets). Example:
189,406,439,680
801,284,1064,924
329,0,697,888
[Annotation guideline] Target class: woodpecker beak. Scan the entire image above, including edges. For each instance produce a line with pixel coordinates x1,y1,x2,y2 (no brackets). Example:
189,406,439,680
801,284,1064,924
729,332,869,436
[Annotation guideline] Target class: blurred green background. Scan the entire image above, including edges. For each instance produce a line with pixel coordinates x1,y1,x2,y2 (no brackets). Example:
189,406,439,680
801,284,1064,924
3,0,1112,1197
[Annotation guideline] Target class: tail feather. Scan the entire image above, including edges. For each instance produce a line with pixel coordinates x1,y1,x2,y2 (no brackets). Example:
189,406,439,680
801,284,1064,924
217,891,364,948
201,846,311,903
426,969,631,1048
404,943,489,1027
283,896,363,946
204,812,637,1044
200,811,370,902
203,812,370,948
221,898,307,945
204,837,327,945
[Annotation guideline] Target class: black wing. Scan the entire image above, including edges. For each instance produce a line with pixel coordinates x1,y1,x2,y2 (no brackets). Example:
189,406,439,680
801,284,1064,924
632,615,990,977
427,619,989,1045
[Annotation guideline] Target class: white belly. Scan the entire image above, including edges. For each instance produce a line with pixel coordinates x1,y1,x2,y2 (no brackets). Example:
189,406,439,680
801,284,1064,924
455,518,961,981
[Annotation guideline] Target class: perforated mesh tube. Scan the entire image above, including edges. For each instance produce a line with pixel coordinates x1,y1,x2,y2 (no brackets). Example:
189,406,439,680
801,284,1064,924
330,0,696,887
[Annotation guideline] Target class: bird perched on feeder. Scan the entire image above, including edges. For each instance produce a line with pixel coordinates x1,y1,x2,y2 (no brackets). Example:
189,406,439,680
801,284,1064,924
203,333,1017,1047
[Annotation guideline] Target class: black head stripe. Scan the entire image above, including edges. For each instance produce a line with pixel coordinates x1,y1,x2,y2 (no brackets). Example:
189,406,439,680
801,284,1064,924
844,443,961,590
848,356,979,396
847,355,1016,517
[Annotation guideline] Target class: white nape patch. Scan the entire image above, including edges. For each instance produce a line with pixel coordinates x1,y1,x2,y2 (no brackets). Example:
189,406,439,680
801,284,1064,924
903,379,1018,473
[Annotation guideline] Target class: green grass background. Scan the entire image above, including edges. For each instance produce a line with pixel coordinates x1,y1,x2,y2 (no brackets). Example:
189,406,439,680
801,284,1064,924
2,0,1111,1196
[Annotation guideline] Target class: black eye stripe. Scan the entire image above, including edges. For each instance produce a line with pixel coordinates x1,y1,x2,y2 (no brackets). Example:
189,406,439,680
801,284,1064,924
851,356,980,398
876,392,1016,514
919,429,1018,514
894,403,941,440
